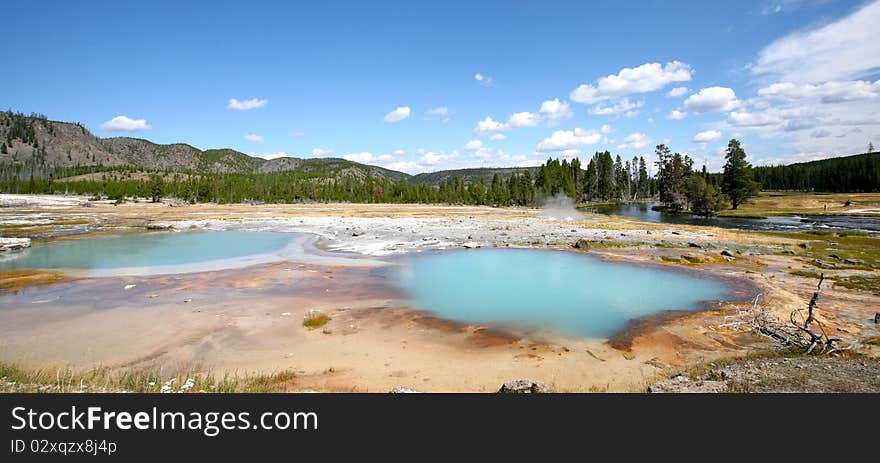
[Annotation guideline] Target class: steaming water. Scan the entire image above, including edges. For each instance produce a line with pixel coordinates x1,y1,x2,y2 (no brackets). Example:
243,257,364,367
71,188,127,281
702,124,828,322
539,193,582,221
0,231,301,275
396,248,730,338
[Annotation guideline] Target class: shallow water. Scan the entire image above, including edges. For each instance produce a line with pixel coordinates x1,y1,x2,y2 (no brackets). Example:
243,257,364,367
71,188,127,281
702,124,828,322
0,231,298,274
583,202,880,234
395,248,730,338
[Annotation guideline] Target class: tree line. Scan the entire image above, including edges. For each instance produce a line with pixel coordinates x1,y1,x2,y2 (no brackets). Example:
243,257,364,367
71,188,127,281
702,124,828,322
752,151,879,192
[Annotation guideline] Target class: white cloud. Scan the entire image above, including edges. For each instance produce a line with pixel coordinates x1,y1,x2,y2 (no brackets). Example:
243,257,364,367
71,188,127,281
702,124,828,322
288,131,305,138
227,98,268,110
757,80,880,103
383,106,411,123
257,151,289,160
751,1,880,83
591,98,644,116
100,115,152,132
311,148,333,156
473,112,539,134
489,133,507,141
538,98,574,123
474,116,507,134
343,152,374,163
464,140,483,150
392,149,406,156
536,128,603,152
474,73,495,86
667,86,689,97
727,109,782,127
569,61,693,103
507,112,541,128
244,133,264,143
684,86,740,113
601,124,612,134
693,130,723,143
420,151,450,165
617,133,652,150
426,107,449,116
667,109,687,120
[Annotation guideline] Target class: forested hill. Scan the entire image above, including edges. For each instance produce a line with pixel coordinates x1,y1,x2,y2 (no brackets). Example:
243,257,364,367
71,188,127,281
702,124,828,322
753,152,880,192
0,111,409,182
409,167,539,185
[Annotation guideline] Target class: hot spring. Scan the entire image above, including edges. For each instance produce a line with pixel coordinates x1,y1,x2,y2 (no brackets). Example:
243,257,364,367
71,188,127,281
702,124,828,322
395,248,732,338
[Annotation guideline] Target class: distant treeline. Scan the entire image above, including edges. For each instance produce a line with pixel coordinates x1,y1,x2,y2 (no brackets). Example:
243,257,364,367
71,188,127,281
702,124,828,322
752,152,880,192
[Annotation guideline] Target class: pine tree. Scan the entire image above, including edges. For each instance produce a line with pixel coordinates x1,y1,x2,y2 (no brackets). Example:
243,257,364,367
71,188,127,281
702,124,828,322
721,139,759,210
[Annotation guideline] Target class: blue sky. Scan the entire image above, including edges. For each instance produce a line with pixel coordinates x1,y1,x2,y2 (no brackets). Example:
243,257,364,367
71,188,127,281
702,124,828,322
3,0,878,173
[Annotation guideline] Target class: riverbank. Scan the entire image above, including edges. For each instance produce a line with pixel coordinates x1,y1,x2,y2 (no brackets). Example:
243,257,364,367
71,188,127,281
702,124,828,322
1,194,879,392
717,192,880,218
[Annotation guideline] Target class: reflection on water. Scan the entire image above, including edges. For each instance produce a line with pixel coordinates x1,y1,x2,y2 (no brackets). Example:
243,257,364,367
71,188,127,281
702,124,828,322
395,248,730,338
583,202,880,234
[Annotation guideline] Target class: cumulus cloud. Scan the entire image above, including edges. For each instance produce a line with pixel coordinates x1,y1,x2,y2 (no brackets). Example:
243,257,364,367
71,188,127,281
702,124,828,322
569,61,693,104
667,109,687,120
538,98,574,123
693,130,723,143
244,133,264,143
383,106,411,123
473,112,540,134
474,116,507,134
227,98,268,110
507,112,541,128
426,107,449,116
591,98,644,116
343,152,375,163
684,86,740,113
751,0,880,83
420,151,450,165
489,133,507,141
617,133,652,150
667,86,689,97
100,115,152,132
757,80,880,103
311,148,333,156
536,128,603,152
464,140,483,151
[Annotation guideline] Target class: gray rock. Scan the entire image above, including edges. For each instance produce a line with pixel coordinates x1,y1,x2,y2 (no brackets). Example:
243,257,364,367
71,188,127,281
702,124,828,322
844,258,865,265
688,242,702,248
573,239,591,249
498,379,550,394
720,250,734,257
814,259,836,269
462,242,480,249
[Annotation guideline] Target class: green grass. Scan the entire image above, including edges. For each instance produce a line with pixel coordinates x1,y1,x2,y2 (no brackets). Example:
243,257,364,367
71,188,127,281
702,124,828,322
303,313,330,330
832,275,880,293
0,362,299,393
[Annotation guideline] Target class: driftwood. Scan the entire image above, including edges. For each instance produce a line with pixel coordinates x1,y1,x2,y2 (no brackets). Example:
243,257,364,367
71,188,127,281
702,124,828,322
750,274,850,354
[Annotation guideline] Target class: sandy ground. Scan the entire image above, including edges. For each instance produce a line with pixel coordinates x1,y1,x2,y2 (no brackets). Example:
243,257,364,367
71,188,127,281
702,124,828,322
1,195,879,392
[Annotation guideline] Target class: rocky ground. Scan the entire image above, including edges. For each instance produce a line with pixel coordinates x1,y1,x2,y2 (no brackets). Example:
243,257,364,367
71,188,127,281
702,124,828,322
649,354,880,393
2,194,879,392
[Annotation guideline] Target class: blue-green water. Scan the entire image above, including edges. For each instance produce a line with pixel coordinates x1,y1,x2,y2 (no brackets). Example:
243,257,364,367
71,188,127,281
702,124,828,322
397,249,730,338
0,231,296,272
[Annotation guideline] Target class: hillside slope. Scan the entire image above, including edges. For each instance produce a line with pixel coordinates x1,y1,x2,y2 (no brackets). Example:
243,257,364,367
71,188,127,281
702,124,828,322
0,112,410,181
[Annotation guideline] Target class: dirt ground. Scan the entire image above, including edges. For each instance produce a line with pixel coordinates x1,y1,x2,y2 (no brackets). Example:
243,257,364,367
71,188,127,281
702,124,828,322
1,195,879,392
